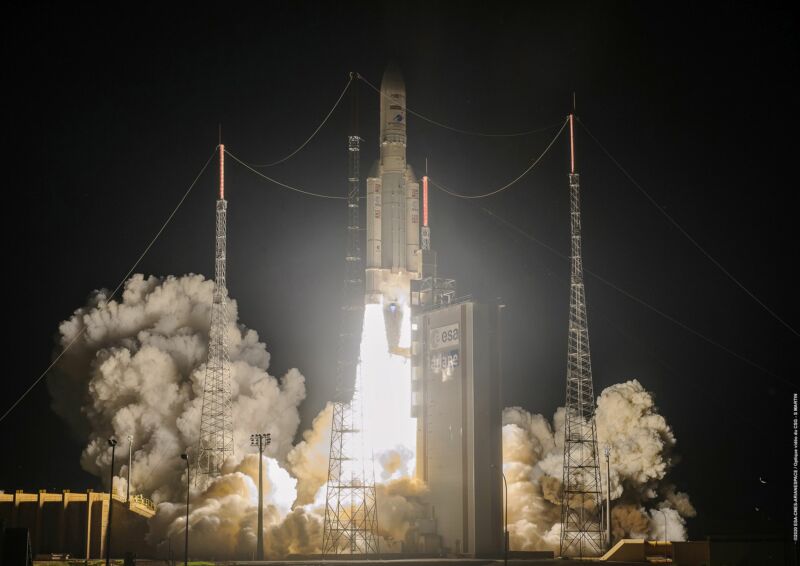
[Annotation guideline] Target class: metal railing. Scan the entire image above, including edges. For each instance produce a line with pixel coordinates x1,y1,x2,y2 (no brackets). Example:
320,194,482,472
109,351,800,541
130,493,156,512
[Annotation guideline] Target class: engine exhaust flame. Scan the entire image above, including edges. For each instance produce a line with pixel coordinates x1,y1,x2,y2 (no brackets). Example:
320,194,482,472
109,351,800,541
361,302,417,479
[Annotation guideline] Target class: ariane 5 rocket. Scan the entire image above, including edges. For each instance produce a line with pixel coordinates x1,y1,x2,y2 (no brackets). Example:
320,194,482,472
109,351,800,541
366,64,420,352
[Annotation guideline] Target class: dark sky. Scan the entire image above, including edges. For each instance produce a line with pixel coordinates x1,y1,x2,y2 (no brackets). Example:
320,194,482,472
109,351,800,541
2,1,797,544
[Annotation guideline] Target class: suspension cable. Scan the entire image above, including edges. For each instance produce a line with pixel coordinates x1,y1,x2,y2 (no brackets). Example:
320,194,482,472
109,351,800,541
427,118,567,199
0,147,219,423
577,116,799,339
226,148,347,199
249,74,353,168
480,206,791,387
357,73,563,138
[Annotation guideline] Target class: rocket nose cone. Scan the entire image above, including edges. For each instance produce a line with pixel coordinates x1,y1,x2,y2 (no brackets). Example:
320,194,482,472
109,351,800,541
381,62,405,93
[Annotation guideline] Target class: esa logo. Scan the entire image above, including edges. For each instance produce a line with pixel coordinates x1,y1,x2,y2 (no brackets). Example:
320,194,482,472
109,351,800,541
430,323,460,350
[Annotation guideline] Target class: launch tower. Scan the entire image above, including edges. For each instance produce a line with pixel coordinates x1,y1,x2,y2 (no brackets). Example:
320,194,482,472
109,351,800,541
322,79,380,556
196,144,234,483
559,115,605,556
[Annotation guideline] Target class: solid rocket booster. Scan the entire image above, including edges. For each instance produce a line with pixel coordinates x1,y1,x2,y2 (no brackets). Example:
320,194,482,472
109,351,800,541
366,64,420,309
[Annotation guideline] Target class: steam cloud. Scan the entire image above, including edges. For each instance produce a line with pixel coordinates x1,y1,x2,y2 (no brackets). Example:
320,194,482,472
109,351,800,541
503,379,695,552
50,274,692,558
49,274,311,557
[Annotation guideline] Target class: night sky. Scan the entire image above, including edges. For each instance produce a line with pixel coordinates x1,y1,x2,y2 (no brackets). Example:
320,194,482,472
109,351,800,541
2,1,797,546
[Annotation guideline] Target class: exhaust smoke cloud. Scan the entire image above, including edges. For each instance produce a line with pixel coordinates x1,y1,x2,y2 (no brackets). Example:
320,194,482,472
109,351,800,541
503,379,695,552
50,274,692,558
49,274,311,557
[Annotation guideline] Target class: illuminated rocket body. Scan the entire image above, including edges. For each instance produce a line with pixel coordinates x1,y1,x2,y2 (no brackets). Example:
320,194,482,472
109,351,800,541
366,65,420,349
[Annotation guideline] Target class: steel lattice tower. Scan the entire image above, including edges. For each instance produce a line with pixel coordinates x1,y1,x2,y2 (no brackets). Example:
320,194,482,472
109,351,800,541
196,144,234,484
322,77,380,556
560,115,605,557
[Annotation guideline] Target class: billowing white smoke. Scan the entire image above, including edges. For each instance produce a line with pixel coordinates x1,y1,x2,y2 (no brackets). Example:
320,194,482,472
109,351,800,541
503,379,695,552
49,274,309,558
50,274,692,558
50,274,426,559
286,403,332,507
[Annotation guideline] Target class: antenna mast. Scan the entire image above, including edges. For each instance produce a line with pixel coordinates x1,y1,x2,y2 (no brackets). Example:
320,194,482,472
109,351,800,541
421,171,430,251
559,113,605,557
196,143,234,484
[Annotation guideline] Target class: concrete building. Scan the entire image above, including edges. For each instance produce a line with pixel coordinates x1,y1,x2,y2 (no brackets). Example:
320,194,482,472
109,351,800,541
0,489,155,559
411,300,503,557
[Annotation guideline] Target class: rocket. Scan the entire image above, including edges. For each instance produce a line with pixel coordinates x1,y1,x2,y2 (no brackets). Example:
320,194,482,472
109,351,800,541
366,64,420,351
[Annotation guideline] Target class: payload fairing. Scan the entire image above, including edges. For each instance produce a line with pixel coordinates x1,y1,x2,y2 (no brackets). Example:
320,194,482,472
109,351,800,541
366,64,420,351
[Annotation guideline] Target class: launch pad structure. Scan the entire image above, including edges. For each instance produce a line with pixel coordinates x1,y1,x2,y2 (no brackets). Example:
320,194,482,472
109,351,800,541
322,78,380,556
187,66,600,560
146,66,600,561
321,64,504,558
411,299,504,557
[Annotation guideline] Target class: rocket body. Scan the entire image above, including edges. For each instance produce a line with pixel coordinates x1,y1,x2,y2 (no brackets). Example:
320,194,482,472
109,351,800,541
366,65,420,351
366,65,420,300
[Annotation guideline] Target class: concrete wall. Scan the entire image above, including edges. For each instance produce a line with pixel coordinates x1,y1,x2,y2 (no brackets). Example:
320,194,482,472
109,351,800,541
0,490,154,559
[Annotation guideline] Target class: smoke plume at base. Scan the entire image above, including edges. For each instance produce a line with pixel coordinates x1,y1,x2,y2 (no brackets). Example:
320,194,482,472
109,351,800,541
50,274,307,558
50,274,692,558
503,379,694,552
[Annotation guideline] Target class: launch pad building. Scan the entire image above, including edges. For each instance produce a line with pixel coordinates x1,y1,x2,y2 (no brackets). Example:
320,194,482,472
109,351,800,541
411,301,503,557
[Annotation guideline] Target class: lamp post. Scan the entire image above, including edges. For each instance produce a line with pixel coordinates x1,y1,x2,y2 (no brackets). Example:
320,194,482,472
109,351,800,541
127,435,133,503
106,437,117,566
250,433,271,561
180,453,190,566
499,302,508,566
501,471,508,566
604,445,611,549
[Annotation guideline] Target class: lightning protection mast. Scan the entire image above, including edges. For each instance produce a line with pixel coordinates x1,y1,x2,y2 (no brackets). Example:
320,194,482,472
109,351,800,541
323,74,380,557
196,143,234,484
559,113,605,557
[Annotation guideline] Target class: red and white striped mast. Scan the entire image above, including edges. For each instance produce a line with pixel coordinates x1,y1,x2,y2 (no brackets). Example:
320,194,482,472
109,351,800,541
421,159,430,251
560,103,605,556
197,140,234,484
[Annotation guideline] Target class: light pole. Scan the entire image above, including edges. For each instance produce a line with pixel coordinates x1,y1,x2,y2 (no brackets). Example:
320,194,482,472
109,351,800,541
180,453,190,566
499,302,508,566
501,471,508,566
127,435,133,503
250,433,271,561
106,437,117,566
604,445,611,549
